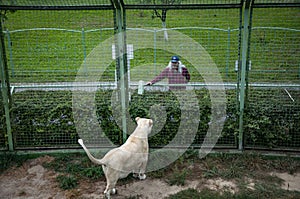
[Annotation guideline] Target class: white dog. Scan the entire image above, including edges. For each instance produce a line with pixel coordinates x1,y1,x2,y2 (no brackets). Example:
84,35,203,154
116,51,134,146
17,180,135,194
78,117,153,199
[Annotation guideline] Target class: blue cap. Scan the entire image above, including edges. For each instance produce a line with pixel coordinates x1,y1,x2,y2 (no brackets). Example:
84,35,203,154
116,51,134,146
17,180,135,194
171,56,179,63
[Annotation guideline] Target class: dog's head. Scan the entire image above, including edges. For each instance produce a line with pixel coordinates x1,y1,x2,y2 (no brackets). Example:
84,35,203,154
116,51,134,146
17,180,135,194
135,117,153,135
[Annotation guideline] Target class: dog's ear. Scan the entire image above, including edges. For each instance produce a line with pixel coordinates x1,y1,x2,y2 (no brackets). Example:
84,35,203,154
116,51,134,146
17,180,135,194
135,117,140,122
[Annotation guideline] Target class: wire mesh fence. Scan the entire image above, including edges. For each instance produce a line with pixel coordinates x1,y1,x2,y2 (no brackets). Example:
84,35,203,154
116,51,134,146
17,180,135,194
0,94,5,150
4,10,114,83
245,86,300,150
245,6,300,150
0,1,299,151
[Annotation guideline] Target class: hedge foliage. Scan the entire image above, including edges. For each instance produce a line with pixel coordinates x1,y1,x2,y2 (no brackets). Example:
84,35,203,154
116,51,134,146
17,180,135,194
245,88,300,148
0,88,299,149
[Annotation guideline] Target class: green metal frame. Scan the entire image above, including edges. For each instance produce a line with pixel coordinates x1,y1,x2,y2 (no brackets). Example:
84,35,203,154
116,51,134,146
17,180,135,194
237,0,253,150
0,16,13,151
112,0,129,143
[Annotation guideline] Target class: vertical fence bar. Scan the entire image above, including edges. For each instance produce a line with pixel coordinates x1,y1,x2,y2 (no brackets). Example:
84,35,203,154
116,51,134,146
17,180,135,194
236,1,243,120
5,29,14,77
153,29,157,74
238,0,252,150
81,28,87,75
0,19,13,151
112,1,129,143
226,27,231,80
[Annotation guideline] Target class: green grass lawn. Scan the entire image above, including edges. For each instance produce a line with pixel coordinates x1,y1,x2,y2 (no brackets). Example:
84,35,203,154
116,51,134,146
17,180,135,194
2,8,300,83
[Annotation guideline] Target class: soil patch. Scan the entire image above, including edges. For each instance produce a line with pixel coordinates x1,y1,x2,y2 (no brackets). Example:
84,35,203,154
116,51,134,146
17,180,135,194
271,172,300,191
0,155,299,199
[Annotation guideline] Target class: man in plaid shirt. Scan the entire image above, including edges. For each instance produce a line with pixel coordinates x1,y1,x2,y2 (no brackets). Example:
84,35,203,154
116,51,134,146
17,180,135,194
146,56,190,90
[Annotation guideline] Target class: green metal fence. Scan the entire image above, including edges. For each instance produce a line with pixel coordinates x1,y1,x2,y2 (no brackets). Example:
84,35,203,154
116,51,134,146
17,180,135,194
0,0,299,152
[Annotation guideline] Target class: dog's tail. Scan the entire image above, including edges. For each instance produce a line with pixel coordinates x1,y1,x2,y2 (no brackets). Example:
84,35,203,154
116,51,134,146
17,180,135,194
78,139,106,166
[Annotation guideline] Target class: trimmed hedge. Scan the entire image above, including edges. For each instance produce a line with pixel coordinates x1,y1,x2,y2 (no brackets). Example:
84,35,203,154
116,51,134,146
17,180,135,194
2,88,299,149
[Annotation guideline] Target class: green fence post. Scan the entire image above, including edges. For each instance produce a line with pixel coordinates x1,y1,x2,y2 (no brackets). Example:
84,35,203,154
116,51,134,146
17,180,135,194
0,18,13,151
5,29,14,77
112,0,129,144
226,27,231,80
81,28,87,75
154,29,157,75
238,0,253,151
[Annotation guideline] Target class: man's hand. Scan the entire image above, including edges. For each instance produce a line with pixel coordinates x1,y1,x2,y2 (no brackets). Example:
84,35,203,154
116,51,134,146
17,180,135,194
146,82,153,86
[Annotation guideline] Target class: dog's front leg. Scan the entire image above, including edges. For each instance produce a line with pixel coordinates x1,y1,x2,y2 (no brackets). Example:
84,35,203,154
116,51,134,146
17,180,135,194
137,160,147,180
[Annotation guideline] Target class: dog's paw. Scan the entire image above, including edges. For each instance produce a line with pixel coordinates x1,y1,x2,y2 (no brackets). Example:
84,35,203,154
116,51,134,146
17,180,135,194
138,174,146,180
111,188,117,195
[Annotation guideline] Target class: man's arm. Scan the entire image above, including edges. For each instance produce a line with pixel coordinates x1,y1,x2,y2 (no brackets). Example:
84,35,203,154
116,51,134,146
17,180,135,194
146,68,168,85
182,67,190,82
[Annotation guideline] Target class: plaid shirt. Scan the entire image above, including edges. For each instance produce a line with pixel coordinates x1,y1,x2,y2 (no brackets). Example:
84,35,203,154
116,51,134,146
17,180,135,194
150,62,190,90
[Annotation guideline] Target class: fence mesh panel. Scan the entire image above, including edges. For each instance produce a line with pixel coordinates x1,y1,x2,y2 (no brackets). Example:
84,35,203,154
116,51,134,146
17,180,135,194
245,6,300,150
0,0,112,6
4,10,115,149
0,92,6,150
0,2,299,151
125,8,240,148
5,10,114,83
245,87,300,149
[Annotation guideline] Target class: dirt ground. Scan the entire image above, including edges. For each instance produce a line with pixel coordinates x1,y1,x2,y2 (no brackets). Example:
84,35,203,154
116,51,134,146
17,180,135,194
0,155,300,199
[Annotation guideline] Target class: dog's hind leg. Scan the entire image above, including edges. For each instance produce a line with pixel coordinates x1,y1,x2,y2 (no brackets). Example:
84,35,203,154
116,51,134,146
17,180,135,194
104,169,119,199
104,183,117,199
104,183,118,198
